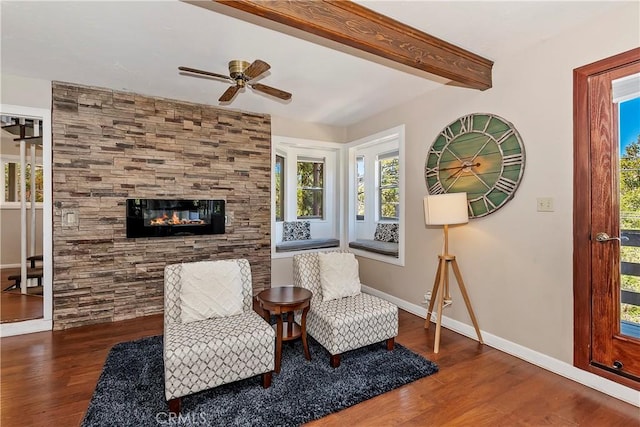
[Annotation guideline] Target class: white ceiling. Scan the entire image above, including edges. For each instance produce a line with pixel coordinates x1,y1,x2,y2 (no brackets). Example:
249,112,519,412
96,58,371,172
0,1,624,127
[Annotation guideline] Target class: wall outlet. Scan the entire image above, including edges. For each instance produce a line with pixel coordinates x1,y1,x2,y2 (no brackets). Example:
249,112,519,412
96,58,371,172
536,197,554,212
423,291,432,304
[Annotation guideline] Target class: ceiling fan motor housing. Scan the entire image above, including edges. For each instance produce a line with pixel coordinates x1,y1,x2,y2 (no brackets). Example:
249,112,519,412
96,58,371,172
229,60,250,86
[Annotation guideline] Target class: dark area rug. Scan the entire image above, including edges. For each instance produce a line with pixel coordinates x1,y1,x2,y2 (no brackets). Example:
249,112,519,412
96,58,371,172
82,334,438,427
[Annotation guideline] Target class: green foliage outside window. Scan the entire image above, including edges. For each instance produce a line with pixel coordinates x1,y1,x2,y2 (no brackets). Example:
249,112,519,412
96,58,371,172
379,156,399,220
275,155,284,221
4,162,43,203
356,156,365,220
621,135,640,324
297,160,324,218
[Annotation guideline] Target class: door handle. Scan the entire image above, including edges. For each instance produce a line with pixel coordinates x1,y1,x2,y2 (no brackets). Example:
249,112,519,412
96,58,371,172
595,232,621,242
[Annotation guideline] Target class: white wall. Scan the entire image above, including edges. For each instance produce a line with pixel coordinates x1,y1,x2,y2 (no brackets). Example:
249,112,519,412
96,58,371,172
1,74,52,109
271,115,347,143
346,3,640,364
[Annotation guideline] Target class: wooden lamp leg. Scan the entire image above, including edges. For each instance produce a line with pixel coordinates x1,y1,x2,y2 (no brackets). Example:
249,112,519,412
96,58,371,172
424,257,444,330
432,257,448,353
425,257,482,353
451,258,483,344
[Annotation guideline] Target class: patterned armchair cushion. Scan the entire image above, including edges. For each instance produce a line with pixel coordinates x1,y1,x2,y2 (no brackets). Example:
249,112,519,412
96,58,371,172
282,221,311,241
374,223,399,243
293,251,398,356
163,259,275,401
300,293,398,355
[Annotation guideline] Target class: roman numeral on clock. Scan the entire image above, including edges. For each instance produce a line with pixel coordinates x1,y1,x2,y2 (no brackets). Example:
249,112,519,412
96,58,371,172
503,153,523,167
428,181,445,195
425,166,438,179
494,176,518,194
459,115,472,133
482,195,497,209
495,129,514,145
440,126,455,142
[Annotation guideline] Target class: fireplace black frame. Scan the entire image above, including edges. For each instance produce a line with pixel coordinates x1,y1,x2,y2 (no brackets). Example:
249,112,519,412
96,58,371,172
126,199,225,238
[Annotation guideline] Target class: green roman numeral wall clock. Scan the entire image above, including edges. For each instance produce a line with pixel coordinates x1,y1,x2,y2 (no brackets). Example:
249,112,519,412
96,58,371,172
425,113,526,218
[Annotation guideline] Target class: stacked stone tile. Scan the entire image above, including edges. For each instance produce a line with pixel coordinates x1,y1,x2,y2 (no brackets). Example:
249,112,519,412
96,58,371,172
51,82,271,329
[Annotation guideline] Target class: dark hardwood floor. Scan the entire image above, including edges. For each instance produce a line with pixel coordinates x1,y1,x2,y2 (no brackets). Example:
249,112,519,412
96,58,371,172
1,267,43,323
1,310,638,427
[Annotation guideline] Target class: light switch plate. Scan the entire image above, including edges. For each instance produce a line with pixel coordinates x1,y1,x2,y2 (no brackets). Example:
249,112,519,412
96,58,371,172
536,197,554,212
62,209,79,226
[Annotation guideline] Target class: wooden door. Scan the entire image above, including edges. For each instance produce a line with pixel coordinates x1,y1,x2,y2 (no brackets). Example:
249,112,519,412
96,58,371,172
574,48,640,389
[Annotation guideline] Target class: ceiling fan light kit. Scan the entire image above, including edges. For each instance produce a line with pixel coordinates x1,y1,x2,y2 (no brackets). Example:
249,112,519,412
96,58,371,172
178,59,291,104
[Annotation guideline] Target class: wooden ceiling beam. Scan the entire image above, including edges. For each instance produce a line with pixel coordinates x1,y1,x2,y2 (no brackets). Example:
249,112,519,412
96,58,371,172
213,0,493,90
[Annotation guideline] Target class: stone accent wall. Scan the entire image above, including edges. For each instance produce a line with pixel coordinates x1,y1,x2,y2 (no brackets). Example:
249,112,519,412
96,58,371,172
51,82,271,330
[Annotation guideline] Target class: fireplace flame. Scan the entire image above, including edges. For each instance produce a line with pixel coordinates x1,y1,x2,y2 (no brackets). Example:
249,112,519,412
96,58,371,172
148,211,205,226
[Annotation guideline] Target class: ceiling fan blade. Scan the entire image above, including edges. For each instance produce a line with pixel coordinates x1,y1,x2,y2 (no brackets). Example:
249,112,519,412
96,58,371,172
250,83,292,101
219,85,241,102
243,60,271,80
178,66,232,82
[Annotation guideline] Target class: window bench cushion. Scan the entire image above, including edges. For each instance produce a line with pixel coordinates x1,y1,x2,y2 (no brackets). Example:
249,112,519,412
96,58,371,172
276,238,340,253
348,239,399,257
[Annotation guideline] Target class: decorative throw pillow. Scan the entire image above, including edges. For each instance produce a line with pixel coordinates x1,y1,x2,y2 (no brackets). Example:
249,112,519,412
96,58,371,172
374,223,399,243
179,260,244,324
318,252,361,301
283,221,311,241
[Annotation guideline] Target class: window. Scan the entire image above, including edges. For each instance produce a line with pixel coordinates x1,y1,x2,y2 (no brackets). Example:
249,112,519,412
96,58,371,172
272,137,341,256
347,125,405,266
275,155,285,221
1,156,44,205
297,158,324,219
356,155,365,221
378,152,399,221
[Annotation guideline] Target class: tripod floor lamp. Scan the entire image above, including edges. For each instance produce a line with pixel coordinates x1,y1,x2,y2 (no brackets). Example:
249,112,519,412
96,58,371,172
423,193,483,353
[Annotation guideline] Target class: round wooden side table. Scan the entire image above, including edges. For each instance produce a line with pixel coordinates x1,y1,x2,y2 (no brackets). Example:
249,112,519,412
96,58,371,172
257,287,312,373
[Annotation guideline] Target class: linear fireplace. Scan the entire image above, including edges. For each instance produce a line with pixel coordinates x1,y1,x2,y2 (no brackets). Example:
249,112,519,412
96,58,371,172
126,199,225,238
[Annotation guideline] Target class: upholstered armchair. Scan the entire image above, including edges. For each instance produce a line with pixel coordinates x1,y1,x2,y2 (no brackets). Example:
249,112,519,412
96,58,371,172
163,259,275,413
293,251,398,367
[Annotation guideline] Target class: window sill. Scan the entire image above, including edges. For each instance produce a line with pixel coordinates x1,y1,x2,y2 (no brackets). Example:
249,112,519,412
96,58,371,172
1,204,44,210
272,239,341,258
348,239,398,257
349,246,404,267
276,238,340,253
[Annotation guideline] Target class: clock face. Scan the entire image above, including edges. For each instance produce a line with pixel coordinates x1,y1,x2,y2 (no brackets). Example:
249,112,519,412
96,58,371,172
425,113,525,218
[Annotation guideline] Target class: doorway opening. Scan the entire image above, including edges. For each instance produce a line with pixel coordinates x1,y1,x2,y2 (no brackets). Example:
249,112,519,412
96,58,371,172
573,48,640,390
0,105,52,336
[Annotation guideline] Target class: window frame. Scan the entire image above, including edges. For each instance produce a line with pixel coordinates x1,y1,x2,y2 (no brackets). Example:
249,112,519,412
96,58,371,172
347,125,405,266
1,154,44,209
356,155,365,221
271,136,342,258
377,151,399,221
296,157,325,220
275,154,285,222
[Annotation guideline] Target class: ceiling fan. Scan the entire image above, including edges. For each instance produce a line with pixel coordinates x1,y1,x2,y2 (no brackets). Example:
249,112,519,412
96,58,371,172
178,59,292,103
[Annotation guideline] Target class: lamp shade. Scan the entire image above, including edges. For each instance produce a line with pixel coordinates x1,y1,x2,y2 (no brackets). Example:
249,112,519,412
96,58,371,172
424,193,469,226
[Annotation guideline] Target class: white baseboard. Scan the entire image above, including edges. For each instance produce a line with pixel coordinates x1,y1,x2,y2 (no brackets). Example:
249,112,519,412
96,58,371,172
361,284,640,407
0,318,52,337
